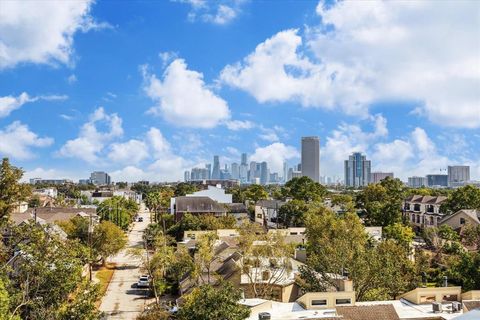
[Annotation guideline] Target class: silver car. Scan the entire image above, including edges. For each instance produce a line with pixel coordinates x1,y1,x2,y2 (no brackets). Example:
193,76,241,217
137,275,150,288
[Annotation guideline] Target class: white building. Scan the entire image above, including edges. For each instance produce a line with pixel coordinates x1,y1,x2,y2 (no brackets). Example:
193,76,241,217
33,188,58,198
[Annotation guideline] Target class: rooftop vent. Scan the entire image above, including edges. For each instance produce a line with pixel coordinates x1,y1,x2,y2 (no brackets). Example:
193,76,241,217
432,302,442,313
258,312,271,320
452,301,462,313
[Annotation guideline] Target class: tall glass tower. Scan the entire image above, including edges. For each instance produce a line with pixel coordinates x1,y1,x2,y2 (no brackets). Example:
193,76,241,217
344,152,371,187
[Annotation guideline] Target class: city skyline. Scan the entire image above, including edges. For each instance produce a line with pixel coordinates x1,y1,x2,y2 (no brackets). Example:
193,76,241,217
1,1,479,183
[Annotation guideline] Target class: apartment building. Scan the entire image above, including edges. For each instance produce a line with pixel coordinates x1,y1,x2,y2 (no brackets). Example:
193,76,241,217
403,195,447,230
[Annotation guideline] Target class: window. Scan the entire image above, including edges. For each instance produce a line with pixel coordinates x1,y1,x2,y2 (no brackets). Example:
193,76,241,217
460,218,466,225
420,295,436,303
290,232,298,235
335,298,351,305
312,299,327,306
414,204,421,211
256,214,262,219
262,270,270,281
416,215,420,223
443,294,458,302
430,217,434,225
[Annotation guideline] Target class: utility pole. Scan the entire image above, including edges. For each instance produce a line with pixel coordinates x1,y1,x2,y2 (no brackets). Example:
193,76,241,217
88,210,93,281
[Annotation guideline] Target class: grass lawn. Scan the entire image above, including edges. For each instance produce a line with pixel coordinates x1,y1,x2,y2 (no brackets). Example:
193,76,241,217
95,263,116,307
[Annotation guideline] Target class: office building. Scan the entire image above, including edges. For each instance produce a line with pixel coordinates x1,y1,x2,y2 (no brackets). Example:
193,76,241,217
184,170,190,182
408,176,428,188
426,174,448,188
205,164,212,180
260,161,269,185
241,153,248,166
249,161,257,183
301,137,320,183
344,152,371,187
283,161,288,183
90,171,111,185
211,156,220,179
231,162,239,180
448,166,470,187
370,172,394,184
190,167,209,180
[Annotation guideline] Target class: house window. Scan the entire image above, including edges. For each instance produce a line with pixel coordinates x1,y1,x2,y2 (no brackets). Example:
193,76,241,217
416,215,420,223
312,299,327,306
430,217,434,225
335,298,351,305
414,204,421,211
420,295,436,303
256,214,262,219
443,295,458,302
460,218,466,225
411,214,415,222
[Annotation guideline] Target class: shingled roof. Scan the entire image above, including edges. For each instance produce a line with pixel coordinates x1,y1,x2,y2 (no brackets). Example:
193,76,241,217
405,195,447,205
175,196,226,213
336,305,400,320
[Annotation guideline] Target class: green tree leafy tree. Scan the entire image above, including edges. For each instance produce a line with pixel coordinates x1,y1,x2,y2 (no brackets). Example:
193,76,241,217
244,184,268,203
92,221,127,265
278,199,309,227
177,282,250,320
281,176,327,202
441,185,480,213
0,158,31,225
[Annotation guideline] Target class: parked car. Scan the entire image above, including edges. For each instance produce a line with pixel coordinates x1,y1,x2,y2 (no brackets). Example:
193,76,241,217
137,275,150,288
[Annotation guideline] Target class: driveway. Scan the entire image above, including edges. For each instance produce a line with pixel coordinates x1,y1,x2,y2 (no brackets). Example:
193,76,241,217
99,207,153,319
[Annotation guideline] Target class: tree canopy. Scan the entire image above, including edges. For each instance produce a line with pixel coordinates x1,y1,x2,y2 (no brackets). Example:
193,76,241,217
282,176,327,202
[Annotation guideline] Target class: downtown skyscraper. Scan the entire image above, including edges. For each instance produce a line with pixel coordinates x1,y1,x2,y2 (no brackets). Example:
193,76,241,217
301,136,320,183
344,152,371,187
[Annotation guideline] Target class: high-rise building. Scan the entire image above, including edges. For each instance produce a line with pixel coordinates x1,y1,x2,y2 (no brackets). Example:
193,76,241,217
191,168,209,180
205,164,212,179
212,155,220,179
301,136,320,182
448,166,470,187
90,171,111,185
249,161,257,183
370,172,394,184
241,153,248,166
427,174,448,188
260,161,269,185
344,152,371,187
283,161,288,183
231,163,240,180
184,170,190,182
408,176,428,188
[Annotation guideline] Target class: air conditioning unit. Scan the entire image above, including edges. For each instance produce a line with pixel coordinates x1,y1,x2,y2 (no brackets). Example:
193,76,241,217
432,302,442,313
258,312,271,320
452,301,462,312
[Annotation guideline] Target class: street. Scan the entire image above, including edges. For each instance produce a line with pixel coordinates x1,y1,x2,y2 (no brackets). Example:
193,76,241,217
99,207,153,319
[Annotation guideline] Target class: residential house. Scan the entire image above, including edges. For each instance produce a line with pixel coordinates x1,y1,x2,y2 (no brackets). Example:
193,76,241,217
171,196,227,222
254,200,286,227
440,209,480,231
403,195,447,230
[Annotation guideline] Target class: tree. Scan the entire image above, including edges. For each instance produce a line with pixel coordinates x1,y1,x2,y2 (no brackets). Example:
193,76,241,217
278,199,309,227
177,282,250,320
57,216,90,244
282,176,327,202
0,278,20,320
383,223,415,249
244,184,268,203
97,196,139,229
441,185,480,213
92,221,127,265
56,281,102,320
463,223,480,251
0,158,31,225
330,194,356,214
356,177,406,226
145,189,174,223
446,251,480,291
174,183,197,197
3,223,90,319
28,195,41,208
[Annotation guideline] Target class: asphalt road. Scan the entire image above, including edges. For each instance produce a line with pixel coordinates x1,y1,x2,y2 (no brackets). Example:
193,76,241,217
99,208,153,319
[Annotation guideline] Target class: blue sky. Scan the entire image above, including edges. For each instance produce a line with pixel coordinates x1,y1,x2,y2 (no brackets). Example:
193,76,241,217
0,0,479,182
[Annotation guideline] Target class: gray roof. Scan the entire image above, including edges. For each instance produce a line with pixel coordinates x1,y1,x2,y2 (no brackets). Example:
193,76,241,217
175,196,226,213
225,203,248,213
256,199,285,209
440,209,480,225
13,207,97,225
405,195,447,204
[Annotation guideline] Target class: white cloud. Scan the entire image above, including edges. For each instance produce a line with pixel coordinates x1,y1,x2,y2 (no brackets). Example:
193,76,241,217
0,0,109,69
143,59,231,128
220,1,480,127
225,119,255,131
67,74,77,84
0,92,68,118
108,139,149,165
176,0,244,25
0,121,53,159
58,107,123,163
250,142,299,173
